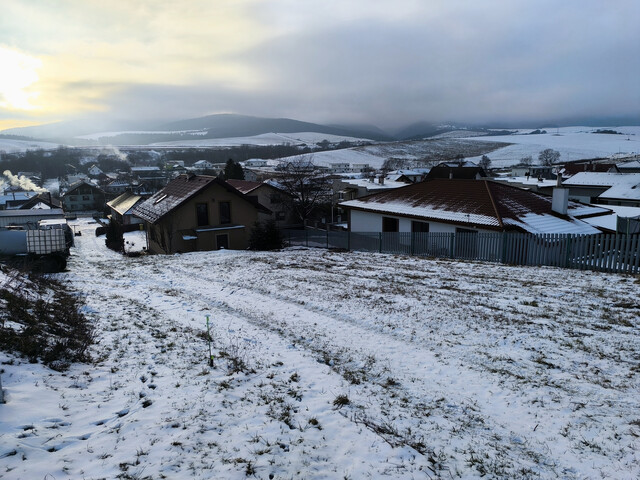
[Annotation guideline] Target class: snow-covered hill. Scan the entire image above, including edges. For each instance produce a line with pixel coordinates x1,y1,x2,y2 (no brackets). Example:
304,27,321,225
466,126,640,168
1,219,638,479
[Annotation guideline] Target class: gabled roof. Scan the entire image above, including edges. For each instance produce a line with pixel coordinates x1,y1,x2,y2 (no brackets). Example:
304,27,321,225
425,163,486,180
63,180,104,195
225,179,262,194
106,191,144,215
18,193,62,210
562,163,619,176
340,179,606,234
132,174,270,224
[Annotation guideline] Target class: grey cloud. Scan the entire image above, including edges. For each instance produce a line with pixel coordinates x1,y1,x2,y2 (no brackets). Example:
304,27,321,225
64,1,640,129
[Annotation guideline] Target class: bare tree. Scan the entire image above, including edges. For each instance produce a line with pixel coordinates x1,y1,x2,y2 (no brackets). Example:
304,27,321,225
274,156,332,224
520,155,533,166
538,149,561,166
479,155,492,172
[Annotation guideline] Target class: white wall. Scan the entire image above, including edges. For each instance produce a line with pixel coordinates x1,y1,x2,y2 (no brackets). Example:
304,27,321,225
349,209,494,233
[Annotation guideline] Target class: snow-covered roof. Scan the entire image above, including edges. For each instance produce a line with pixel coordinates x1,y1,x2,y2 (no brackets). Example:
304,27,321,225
562,172,640,187
106,192,144,215
600,182,640,201
340,179,606,234
618,160,640,170
341,178,408,190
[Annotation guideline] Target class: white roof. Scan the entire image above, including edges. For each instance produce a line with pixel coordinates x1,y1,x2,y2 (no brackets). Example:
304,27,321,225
563,172,640,187
504,213,601,235
600,182,640,200
342,178,408,190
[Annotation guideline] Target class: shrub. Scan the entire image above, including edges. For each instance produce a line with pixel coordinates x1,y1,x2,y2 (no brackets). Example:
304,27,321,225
105,219,124,252
0,270,94,370
249,220,284,250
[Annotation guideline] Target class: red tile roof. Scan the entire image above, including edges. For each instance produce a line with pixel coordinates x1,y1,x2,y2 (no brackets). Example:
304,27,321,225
341,179,607,234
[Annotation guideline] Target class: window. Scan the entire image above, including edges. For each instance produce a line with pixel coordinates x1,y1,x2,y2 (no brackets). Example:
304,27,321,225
276,211,286,220
411,221,429,233
382,216,399,232
196,203,209,227
219,202,231,224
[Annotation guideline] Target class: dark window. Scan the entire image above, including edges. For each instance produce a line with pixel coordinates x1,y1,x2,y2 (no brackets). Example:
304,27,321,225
219,202,231,224
196,203,209,227
216,234,229,250
382,217,399,232
411,221,429,233
456,227,477,234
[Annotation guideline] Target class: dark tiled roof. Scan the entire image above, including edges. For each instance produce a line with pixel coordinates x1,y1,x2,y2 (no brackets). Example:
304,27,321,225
133,175,217,223
425,165,486,180
563,163,619,176
19,193,62,209
64,181,104,195
132,174,270,224
225,179,262,194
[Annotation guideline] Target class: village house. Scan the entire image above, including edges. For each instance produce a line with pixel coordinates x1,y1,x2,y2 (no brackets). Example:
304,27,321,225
225,179,292,227
132,174,271,254
561,172,640,207
18,192,62,210
340,179,609,235
61,181,106,212
425,161,486,180
0,190,39,210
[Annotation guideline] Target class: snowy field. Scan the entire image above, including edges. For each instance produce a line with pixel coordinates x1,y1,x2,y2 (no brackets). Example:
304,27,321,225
0,138,60,153
278,139,508,170
150,132,374,148
1,219,639,479
466,127,640,169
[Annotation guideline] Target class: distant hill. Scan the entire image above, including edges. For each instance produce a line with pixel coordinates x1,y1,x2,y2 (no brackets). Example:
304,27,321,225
156,114,391,141
392,122,460,140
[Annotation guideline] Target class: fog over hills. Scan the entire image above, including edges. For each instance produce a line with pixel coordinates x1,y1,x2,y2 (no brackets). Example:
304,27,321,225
1,113,639,147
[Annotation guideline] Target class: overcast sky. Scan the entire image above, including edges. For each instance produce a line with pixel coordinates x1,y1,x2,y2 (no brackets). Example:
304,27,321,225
0,0,638,132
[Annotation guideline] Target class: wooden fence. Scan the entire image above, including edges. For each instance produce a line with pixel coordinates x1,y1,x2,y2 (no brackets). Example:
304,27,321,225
283,229,640,274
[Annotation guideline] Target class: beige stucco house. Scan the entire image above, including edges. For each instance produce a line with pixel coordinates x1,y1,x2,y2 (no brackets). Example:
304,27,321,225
133,174,270,254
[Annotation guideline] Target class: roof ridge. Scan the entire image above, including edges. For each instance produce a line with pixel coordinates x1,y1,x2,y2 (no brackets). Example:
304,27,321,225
484,180,504,228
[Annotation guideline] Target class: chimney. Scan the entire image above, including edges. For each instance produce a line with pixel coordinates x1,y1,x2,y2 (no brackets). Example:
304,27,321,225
552,173,568,215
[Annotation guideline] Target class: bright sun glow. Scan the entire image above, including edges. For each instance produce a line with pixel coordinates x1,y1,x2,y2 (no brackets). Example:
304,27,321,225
0,46,42,110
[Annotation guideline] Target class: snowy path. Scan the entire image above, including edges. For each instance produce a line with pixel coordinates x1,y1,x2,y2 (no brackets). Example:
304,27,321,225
1,219,639,479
